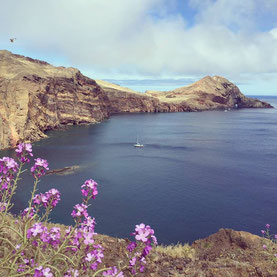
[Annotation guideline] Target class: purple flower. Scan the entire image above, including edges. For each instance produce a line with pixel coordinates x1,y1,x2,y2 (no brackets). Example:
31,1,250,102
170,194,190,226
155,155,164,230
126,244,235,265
134,223,155,243
32,189,60,210
71,203,88,219
64,269,79,277
261,230,265,235
84,246,104,271
129,257,136,267
34,266,53,277
31,158,49,177
1,157,18,171
85,252,95,262
34,266,43,277
42,268,53,277
21,207,35,219
45,188,61,208
0,157,18,180
80,216,96,233
263,244,267,249
103,266,124,277
15,143,33,163
127,241,137,252
128,223,156,274
143,245,152,256
27,223,45,238
275,234,277,239
266,224,270,229
83,231,94,245
81,179,98,199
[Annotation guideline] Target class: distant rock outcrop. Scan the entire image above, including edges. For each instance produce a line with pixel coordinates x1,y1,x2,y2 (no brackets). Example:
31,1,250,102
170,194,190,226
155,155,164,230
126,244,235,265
0,50,273,149
145,75,272,110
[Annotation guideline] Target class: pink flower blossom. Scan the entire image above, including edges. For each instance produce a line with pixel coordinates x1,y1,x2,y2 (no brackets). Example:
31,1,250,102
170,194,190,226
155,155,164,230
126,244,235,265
31,158,49,177
129,257,136,266
71,203,88,219
103,266,124,277
81,179,98,199
21,207,35,218
42,267,53,277
127,241,137,252
33,189,61,209
83,232,94,245
0,157,18,176
15,143,33,163
34,266,53,277
134,224,154,243
27,223,45,238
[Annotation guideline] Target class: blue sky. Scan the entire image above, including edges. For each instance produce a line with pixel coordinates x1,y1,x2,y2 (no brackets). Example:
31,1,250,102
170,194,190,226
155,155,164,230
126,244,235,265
1,0,277,95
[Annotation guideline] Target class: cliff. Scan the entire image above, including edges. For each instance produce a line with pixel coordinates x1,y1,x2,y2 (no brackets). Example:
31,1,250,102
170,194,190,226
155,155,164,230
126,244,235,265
0,50,110,149
0,50,273,149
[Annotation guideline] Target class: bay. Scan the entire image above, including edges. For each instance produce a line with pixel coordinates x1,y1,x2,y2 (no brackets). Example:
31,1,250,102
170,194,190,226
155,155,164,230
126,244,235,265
1,97,277,245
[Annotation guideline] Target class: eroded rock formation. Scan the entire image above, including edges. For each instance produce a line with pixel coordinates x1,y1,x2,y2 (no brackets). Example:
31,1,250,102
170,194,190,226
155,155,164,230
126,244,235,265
0,50,110,149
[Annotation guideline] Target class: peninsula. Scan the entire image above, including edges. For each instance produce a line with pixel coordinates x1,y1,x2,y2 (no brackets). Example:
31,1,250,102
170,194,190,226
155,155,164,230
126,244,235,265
0,50,272,149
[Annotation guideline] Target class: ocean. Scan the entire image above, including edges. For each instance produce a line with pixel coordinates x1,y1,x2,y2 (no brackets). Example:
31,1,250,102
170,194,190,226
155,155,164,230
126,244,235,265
1,96,277,245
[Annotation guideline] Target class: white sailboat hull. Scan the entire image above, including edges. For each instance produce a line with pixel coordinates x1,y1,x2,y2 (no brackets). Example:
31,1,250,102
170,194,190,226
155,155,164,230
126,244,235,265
134,143,144,147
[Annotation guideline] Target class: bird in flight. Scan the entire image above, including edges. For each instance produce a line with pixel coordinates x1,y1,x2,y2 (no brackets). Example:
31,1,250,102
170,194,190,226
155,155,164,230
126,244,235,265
10,38,16,43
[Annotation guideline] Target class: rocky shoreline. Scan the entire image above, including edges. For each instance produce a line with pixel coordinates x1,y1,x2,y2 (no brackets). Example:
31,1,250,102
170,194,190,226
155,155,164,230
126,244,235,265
0,50,273,150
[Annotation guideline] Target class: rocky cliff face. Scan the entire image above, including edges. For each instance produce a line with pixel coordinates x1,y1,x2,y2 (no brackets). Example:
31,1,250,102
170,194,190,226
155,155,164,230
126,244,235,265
0,50,273,149
0,50,110,149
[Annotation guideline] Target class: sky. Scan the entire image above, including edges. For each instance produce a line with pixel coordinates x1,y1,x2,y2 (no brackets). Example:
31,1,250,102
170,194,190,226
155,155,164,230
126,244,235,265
1,0,277,95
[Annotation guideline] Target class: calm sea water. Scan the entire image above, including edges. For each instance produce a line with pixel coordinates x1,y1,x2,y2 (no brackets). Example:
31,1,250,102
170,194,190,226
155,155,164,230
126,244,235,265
1,97,277,245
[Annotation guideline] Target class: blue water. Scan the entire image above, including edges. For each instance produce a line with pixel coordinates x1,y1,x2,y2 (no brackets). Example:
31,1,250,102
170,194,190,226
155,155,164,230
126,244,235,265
1,97,277,245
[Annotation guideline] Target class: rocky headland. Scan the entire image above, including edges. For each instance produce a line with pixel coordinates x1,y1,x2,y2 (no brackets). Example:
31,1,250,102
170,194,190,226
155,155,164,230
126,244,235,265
0,50,273,149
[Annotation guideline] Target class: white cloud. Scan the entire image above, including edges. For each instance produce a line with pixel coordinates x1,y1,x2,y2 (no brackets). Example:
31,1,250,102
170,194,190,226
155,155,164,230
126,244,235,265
1,0,277,85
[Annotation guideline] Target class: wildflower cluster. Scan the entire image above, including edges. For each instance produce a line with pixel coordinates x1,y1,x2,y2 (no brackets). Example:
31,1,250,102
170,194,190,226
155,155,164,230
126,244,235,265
0,143,156,276
81,179,98,201
0,153,21,213
261,224,277,262
15,142,33,163
127,223,158,274
31,158,49,178
0,157,18,201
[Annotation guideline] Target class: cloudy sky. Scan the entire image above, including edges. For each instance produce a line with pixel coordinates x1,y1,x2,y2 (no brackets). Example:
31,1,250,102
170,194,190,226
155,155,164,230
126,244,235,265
1,0,277,95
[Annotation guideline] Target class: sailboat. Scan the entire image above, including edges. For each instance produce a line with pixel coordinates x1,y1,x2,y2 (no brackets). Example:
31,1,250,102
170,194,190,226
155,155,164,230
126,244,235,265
134,135,144,148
